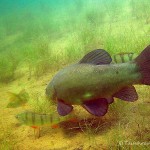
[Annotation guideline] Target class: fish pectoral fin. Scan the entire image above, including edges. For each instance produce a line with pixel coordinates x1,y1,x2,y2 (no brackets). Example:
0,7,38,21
57,100,73,116
113,85,138,101
82,98,108,116
79,49,112,65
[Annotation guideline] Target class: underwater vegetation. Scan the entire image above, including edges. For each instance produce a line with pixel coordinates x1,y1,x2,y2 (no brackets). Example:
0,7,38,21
0,0,150,149
0,51,20,83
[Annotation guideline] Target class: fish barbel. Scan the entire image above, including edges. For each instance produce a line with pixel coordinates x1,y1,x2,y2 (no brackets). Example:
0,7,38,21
46,45,150,116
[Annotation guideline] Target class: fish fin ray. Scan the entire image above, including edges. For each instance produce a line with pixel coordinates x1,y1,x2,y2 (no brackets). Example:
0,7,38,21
114,86,138,101
79,49,112,65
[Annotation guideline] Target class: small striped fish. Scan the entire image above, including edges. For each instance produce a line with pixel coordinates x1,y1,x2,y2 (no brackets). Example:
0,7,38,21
112,52,138,64
16,111,74,127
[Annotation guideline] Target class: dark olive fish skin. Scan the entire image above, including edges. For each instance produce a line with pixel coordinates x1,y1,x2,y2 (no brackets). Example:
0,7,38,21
47,63,140,105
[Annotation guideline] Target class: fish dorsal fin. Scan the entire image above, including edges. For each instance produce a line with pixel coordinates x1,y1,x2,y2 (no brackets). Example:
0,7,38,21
113,86,138,101
79,49,112,65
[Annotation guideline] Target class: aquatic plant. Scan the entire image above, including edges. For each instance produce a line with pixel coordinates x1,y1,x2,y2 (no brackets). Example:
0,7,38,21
130,0,150,24
0,51,20,83
106,96,150,149
33,39,54,79
79,119,98,149
34,59,52,79
0,132,14,150
0,123,17,150
132,103,150,142
29,93,55,114
78,117,108,150
79,25,99,51
21,38,53,79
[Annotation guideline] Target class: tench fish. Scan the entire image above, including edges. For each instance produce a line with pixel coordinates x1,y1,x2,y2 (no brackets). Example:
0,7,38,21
46,45,150,117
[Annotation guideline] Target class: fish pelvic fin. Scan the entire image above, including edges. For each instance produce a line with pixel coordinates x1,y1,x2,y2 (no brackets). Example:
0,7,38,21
79,49,112,65
57,100,73,116
82,98,108,116
135,45,150,85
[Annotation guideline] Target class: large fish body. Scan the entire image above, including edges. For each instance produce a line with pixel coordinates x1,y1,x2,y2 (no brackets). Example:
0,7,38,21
46,45,150,116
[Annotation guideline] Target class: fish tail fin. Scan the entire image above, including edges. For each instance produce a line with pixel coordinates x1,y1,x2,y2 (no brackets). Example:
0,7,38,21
135,45,150,85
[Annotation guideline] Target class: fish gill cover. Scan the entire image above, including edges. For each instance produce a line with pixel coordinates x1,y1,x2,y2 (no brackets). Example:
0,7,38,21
0,0,150,150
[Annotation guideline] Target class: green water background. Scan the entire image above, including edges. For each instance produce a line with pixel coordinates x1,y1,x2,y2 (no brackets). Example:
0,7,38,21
0,0,150,83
